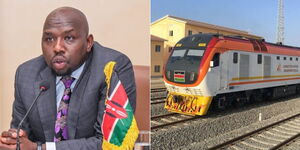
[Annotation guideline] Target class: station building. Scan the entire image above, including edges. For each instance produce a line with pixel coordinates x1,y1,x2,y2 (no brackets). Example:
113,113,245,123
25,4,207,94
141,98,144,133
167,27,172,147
151,35,167,77
151,15,262,78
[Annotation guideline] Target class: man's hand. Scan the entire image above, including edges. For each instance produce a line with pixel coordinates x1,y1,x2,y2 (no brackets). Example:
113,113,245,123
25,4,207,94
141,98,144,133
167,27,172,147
0,129,18,150
0,129,36,150
1,129,23,145
0,136,15,150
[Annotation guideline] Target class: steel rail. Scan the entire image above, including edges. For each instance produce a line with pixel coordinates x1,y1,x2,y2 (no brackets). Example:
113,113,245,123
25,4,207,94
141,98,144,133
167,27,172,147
151,113,177,120
208,112,300,150
151,88,167,92
151,115,201,130
151,99,165,105
151,96,166,100
270,132,300,150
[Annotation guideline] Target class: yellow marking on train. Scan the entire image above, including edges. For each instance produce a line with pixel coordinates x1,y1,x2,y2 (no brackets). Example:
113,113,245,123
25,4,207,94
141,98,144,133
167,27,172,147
164,92,212,116
175,43,182,47
232,74,300,81
198,43,206,47
229,76,300,86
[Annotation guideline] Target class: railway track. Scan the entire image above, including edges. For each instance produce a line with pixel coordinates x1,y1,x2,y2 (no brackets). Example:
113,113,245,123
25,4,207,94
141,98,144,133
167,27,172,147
151,88,167,104
208,113,300,150
151,88,166,93
151,96,166,101
151,98,165,104
151,113,202,130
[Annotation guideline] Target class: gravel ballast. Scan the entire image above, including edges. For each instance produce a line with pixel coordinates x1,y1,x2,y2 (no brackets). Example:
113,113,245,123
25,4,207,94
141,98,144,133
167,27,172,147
151,103,170,116
151,96,300,150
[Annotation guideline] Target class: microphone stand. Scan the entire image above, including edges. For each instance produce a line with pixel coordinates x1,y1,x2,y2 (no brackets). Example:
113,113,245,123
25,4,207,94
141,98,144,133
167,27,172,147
16,86,47,150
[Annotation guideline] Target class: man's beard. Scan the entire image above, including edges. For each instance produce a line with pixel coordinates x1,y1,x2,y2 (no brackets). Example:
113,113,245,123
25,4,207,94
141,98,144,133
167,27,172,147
52,68,72,76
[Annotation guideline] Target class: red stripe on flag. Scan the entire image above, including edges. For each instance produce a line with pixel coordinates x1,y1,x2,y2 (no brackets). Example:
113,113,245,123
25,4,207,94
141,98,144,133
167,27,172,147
102,81,129,141
174,74,184,78
109,82,128,106
102,112,117,140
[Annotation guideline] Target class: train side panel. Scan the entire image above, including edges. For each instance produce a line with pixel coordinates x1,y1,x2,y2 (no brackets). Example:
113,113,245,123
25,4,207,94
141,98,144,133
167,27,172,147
217,50,300,94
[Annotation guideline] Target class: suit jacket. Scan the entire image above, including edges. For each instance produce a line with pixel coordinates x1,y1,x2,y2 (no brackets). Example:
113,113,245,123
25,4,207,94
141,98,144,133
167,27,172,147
10,42,136,150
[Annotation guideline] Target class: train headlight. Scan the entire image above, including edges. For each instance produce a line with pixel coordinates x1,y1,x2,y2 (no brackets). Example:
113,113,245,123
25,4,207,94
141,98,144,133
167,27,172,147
190,72,195,81
167,71,171,79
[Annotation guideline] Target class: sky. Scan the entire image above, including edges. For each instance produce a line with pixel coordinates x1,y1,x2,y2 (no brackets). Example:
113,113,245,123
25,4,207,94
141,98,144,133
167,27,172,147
151,0,300,47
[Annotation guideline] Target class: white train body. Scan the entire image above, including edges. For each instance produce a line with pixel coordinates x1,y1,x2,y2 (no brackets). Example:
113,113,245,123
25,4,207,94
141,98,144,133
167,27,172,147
164,34,300,115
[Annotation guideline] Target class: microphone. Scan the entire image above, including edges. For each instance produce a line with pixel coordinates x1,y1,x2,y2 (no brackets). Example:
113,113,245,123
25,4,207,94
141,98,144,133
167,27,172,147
16,81,50,150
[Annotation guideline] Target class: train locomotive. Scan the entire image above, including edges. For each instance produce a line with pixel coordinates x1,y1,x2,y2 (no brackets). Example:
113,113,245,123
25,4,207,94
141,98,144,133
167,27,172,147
164,33,300,116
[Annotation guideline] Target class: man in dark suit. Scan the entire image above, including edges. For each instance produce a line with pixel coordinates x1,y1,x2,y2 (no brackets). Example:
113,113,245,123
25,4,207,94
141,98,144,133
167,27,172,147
0,7,136,150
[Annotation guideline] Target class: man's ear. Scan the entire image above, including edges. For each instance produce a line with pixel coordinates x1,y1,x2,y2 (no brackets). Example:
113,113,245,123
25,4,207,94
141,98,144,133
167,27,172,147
87,34,94,52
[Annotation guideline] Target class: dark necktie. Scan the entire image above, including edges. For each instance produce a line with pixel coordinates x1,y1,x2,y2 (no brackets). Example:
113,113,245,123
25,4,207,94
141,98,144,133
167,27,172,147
54,76,75,142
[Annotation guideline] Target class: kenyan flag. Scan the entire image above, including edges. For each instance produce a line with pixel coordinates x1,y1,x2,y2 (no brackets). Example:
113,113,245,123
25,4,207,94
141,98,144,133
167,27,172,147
174,71,185,82
102,62,139,150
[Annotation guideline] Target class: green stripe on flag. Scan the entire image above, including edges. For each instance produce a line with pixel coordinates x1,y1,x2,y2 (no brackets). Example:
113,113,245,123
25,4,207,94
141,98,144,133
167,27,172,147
109,102,134,146
174,78,185,82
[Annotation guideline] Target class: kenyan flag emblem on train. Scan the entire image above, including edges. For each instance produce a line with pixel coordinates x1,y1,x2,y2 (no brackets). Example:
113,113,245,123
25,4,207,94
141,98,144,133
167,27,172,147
174,71,185,82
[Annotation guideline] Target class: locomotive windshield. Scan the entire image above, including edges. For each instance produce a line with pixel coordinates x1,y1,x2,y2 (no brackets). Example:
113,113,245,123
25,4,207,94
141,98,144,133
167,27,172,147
171,49,204,57
170,49,204,62
165,34,214,84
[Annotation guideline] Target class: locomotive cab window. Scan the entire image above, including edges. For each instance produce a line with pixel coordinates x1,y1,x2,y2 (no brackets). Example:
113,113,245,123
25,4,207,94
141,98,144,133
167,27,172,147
233,52,238,64
170,49,204,62
187,49,204,56
211,53,220,67
277,56,280,60
257,54,262,64
171,49,186,57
